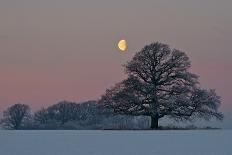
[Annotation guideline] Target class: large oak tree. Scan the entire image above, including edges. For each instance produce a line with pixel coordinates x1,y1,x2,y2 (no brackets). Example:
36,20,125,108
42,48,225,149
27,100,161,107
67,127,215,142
100,42,223,129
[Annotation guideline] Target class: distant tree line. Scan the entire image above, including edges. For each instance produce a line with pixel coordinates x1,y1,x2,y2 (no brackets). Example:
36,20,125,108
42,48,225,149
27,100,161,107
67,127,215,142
0,101,149,130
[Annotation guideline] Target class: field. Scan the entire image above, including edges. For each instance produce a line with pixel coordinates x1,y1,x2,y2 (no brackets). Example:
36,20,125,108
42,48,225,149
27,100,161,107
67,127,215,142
0,130,231,155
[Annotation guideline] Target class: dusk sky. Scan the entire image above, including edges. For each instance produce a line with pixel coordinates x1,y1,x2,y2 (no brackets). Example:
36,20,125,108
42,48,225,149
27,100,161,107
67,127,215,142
1,0,232,125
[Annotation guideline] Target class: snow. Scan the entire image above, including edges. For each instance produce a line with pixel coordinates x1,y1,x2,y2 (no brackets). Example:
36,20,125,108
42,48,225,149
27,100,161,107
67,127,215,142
0,130,231,155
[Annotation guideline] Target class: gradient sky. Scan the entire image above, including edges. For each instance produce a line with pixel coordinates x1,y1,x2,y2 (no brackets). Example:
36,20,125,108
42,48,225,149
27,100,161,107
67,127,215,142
0,0,232,126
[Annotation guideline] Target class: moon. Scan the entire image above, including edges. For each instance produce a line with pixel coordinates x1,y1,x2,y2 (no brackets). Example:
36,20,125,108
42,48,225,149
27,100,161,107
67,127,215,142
118,39,127,52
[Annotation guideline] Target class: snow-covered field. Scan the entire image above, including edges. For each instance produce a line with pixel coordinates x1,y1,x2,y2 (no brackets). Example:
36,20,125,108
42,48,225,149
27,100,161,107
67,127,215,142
0,130,231,155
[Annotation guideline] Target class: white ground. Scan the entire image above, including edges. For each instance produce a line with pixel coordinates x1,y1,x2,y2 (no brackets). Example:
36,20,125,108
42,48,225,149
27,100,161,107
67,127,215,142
0,130,231,155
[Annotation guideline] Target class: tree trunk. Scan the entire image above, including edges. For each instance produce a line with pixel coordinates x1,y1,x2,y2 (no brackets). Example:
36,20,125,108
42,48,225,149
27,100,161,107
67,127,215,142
150,116,159,129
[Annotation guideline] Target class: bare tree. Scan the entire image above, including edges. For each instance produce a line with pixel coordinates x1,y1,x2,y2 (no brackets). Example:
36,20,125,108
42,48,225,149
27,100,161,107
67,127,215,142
100,42,223,129
1,103,30,129
78,100,102,120
47,101,80,125
34,108,50,125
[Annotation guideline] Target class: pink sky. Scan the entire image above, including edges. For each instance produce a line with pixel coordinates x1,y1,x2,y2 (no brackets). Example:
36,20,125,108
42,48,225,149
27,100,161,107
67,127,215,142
0,0,232,113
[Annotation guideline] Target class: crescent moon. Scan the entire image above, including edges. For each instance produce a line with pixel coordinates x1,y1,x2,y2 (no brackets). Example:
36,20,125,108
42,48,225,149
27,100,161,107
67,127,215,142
118,39,127,52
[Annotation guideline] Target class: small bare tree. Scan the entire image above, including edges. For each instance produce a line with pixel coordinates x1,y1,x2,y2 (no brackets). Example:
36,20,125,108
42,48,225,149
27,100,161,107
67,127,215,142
1,103,30,129
47,101,80,125
34,108,50,125
100,42,223,129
